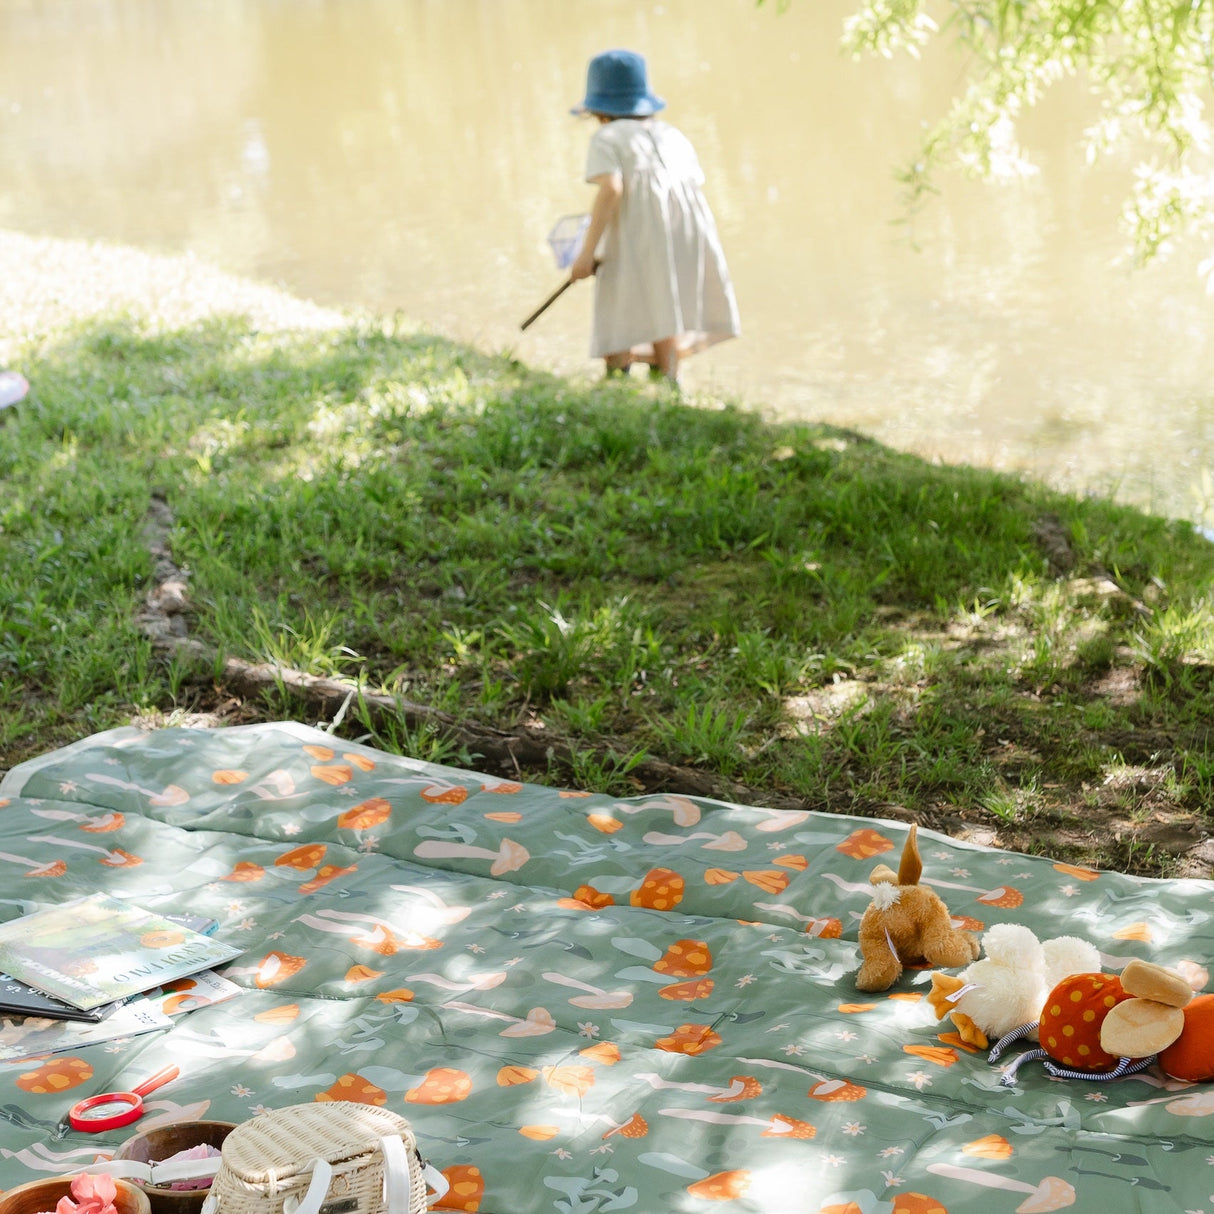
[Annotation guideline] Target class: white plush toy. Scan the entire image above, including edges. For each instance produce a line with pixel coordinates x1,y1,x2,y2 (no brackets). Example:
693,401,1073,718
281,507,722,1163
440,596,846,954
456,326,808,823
926,923,1101,1048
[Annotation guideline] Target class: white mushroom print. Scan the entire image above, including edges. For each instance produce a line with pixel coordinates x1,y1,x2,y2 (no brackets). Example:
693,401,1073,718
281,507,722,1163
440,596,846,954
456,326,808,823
25,834,140,866
641,830,749,851
413,837,530,874
635,1072,762,1102
0,849,65,876
440,1001,556,1037
657,1106,816,1139
1127,1090,1214,1116
85,773,190,805
751,808,811,832
926,1163,1076,1212
294,908,446,952
610,796,702,826
387,883,473,928
541,972,634,1009
821,870,1023,909
28,807,124,830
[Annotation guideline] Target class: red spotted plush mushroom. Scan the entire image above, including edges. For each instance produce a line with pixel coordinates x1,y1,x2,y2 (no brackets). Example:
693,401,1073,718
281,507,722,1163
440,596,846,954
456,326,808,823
994,960,1203,1083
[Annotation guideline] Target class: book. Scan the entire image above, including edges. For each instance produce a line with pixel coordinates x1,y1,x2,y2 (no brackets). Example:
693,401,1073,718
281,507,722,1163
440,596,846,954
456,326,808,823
0,973,122,1023
0,894,242,1011
0,997,172,1063
145,969,243,1016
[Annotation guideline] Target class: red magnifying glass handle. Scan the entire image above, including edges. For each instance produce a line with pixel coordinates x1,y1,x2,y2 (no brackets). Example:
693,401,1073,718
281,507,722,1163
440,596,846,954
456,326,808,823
131,1065,179,1098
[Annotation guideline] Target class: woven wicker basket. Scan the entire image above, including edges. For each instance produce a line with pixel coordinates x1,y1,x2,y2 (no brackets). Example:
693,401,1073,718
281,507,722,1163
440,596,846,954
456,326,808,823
200,1104,439,1214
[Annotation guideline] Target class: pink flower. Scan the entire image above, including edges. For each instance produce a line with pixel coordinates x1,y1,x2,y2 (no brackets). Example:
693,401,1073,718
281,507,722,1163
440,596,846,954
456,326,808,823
53,1173,119,1214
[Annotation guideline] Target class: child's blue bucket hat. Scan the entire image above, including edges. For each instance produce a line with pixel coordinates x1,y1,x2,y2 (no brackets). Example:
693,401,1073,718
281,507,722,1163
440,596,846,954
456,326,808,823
572,49,665,118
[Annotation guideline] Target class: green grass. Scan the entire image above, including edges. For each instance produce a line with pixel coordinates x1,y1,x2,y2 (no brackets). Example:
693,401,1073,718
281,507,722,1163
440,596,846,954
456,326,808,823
4,308,1214,875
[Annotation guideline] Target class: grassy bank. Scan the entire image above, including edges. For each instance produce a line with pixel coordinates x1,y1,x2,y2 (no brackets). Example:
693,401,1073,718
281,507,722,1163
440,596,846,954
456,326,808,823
4,236,1214,877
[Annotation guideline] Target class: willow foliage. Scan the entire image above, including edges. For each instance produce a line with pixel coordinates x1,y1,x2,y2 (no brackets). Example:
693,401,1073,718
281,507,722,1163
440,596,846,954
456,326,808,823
776,1,1214,266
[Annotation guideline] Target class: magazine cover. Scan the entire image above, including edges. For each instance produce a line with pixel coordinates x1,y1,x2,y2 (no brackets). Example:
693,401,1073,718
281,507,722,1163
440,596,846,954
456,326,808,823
0,998,172,1063
0,894,242,1010
0,973,116,1022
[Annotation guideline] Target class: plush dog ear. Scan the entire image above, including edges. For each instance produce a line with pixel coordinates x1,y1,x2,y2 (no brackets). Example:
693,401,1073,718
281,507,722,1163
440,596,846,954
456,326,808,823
897,824,922,887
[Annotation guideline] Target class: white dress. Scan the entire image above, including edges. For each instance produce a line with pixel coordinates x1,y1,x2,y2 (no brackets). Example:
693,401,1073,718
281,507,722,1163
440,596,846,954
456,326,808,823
585,119,740,361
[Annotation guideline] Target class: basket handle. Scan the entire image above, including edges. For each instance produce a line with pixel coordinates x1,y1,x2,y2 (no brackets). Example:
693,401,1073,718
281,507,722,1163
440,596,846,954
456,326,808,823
283,1159,333,1214
84,1158,224,1185
279,1137,449,1214
380,1135,449,1211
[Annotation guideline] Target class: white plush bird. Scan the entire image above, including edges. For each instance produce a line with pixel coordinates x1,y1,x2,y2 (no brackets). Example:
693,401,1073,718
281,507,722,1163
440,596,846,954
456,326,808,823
927,923,1101,1048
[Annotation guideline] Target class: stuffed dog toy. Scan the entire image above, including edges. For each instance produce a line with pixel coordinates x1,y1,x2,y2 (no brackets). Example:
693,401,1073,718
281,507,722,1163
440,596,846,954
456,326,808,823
854,824,980,992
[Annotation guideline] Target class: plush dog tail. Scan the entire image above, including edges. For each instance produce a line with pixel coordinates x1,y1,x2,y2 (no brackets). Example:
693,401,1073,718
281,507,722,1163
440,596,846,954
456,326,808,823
897,824,922,887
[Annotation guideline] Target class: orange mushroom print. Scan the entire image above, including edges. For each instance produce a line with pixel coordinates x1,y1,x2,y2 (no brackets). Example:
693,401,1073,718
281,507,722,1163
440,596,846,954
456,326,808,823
254,1004,300,1023
311,764,355,786
588,813,624,834
276,843,327,870
836,828,894,860
253,951,307,988
602,1112,648,1139
316,1073,388,1105
405,1067,473,1104
337,798,392,830
686,1171,751,1201
79,812,124,832
420,783,469,805
891,1196,949,1214
299,863,358,894
17,1056,93,1093
433,1165,483,1212
223,860,266,882
496,1065,539,1086
962,1134,1013,1160
631,868,685,910
653,939,712,977
579,1042,621,1065
654,1023,723,1055
0,853,67,877
807,1078,866,1102
572,883,615,909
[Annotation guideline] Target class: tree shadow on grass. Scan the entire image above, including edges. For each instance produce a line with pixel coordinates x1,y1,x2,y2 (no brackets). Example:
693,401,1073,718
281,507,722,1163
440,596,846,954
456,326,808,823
5,312,1214,874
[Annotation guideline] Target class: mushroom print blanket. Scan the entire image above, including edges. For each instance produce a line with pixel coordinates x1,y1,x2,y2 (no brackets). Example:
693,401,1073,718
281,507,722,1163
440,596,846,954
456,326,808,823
1,722,1213,1214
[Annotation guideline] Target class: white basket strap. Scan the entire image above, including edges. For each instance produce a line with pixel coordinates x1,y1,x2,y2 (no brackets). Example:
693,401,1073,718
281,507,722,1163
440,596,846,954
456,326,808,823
84,1159,224,1186
283,1159,333,1214
379,1135,409,1214
422,1165,449,1207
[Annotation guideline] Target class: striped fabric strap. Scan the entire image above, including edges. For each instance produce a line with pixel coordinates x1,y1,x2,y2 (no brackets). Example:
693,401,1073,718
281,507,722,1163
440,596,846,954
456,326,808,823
998,1047,1047,1087
987,1021,1038,1063
1041,1055,1157,1081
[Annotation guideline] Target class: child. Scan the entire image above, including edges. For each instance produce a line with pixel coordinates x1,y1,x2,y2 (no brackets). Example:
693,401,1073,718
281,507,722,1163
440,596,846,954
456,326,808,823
569,49,740,385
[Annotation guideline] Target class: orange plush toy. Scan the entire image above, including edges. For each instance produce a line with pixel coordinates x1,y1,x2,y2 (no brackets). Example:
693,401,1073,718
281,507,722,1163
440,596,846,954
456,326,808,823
854,825,980,992
993,958,1214,1085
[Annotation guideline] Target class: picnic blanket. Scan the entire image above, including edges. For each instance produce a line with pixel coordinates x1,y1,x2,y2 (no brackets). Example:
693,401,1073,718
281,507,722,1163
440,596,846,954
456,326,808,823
1,721,1213,1213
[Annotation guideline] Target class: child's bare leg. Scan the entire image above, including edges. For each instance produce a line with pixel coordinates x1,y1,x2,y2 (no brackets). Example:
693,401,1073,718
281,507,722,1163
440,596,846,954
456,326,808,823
604,351,632,378
651,337,679,383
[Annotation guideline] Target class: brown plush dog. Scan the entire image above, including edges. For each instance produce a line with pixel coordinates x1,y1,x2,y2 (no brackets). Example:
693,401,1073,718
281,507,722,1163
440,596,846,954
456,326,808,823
855,824,980,992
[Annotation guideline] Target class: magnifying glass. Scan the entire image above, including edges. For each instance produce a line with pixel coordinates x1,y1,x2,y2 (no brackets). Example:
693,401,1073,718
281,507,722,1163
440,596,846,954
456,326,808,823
68,1065,181,1133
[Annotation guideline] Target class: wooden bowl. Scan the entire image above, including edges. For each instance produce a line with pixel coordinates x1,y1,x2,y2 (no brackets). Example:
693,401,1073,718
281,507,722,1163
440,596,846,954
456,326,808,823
114,1122,237,1214
0,1177,151,1214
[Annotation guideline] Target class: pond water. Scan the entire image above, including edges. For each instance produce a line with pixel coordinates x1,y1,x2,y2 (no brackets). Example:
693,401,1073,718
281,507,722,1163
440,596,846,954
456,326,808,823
4,0,1214,521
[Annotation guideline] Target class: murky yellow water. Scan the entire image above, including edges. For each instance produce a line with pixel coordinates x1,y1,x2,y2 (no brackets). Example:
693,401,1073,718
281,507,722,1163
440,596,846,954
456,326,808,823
4,0,1214,520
